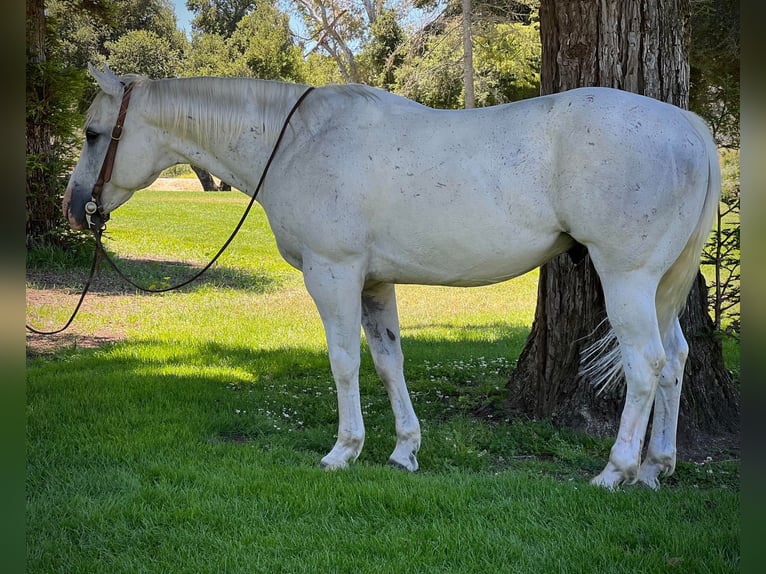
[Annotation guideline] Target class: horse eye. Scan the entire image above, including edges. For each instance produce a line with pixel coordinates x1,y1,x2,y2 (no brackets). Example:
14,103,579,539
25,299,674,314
85,128,99,143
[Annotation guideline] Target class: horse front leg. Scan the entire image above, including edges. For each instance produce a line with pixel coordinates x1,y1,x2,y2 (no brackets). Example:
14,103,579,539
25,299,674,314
303,256,365,470
361,283,421,471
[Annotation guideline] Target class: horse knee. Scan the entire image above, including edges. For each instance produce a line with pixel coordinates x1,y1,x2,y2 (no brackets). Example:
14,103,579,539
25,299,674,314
328,347,359,384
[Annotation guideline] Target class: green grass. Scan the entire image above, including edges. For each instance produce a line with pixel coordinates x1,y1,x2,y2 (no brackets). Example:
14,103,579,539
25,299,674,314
27,189,739,573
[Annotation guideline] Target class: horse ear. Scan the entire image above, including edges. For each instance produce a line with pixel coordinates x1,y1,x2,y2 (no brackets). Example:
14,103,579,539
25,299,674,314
88,63,123,97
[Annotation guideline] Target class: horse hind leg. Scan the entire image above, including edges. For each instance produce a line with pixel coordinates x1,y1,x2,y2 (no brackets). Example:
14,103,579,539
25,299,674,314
590,272,666,489
638,318,688,489
361,283,421,471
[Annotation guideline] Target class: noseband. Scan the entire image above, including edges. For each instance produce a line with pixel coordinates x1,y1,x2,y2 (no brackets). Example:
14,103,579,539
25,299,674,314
86,81,135,230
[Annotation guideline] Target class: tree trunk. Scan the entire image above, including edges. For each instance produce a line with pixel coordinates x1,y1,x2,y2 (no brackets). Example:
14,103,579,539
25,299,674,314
462,0,475,108
190,165,220,191
26,0,57,246
504,0,739,450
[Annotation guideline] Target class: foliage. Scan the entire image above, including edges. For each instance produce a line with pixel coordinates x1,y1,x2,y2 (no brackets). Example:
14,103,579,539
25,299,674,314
45,1,110,70
25,58,91,247
105,29,183,77
393,20,464,108
228,3,306,81
302,51,347,85
357,7,405,89
117,0,181,40
414,0,538,21
701,149,740,335
179,2,304,81
47,0,185,66
689,0,739,148
292,0,372,82
472,19,540,104
393,10,540,108
181,32,238,76
187,0,257,37
687,0,740,331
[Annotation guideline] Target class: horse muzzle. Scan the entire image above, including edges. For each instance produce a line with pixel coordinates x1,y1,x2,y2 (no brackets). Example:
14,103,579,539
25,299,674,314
62,184,84,230
63,185,109,231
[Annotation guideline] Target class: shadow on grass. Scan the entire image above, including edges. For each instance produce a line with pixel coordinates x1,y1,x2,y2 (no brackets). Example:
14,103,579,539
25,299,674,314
26,329,741,488
26,255,281,295
26,328,615,479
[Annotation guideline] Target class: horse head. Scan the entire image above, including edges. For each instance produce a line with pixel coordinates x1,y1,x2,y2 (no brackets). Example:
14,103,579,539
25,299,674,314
63,64,169,230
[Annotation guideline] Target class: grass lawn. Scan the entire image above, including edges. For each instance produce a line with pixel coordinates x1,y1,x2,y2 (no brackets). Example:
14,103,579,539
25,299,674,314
26,189,739,573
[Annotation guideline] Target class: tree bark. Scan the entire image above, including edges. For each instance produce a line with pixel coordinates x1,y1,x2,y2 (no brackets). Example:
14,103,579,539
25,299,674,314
26,0,57,246
462,0,475,108
504,0,739,448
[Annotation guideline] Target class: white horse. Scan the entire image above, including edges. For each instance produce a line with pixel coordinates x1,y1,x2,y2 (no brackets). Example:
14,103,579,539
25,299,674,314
64,65,720,489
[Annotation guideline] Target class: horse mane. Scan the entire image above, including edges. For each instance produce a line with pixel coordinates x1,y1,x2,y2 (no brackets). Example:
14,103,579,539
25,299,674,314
86,74,383,146
142,77,381,145
144,76,297,146
85,74,381,151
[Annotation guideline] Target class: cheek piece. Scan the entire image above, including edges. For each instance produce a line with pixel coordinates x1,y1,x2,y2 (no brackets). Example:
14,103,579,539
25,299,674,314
87,81,134,230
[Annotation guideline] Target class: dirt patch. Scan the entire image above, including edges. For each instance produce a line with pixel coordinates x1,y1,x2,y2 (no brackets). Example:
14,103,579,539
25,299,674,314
26,331,125,358
26,269,134,357
145,177,203,192
26,284,129,357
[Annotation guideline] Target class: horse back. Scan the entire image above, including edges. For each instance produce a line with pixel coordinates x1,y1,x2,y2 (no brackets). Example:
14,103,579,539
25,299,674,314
269,87,709,285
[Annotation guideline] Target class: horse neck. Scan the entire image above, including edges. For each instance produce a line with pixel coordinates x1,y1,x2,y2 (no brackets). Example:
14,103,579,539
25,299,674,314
144,77,309,191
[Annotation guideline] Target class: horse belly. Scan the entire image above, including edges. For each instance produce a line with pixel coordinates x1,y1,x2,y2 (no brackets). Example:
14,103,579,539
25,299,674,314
365,210,568,287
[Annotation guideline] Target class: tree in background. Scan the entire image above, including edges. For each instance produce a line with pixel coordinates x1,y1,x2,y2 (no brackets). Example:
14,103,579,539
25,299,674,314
26,0,82,247
187,0,257,37
46,0,185,69
393,0,540,108
181,31,237,76
181,0,304,189
228,3,305,81
691,0,739,336
504,0,739,449
26,0,185,246
689,0,739,149
293,0,376,83
105,29,183,78
357,7,405,89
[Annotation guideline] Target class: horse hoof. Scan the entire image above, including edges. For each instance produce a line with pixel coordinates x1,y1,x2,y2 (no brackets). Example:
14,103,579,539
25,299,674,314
638,465,662,491
590,470,623,490
319,458,349,471
387,454,418,472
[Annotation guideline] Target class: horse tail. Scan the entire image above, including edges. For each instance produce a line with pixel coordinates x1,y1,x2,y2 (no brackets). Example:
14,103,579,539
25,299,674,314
581,110,721,395
654,111,721,331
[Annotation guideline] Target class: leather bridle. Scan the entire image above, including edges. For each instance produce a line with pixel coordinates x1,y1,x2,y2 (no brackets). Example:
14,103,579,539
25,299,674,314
85,81,135,230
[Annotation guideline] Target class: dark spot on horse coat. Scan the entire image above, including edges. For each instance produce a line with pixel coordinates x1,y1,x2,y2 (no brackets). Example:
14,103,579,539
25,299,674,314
386,329,396,341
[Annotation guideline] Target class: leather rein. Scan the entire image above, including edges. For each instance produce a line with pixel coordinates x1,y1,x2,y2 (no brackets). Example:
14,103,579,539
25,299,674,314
26,82,315,335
